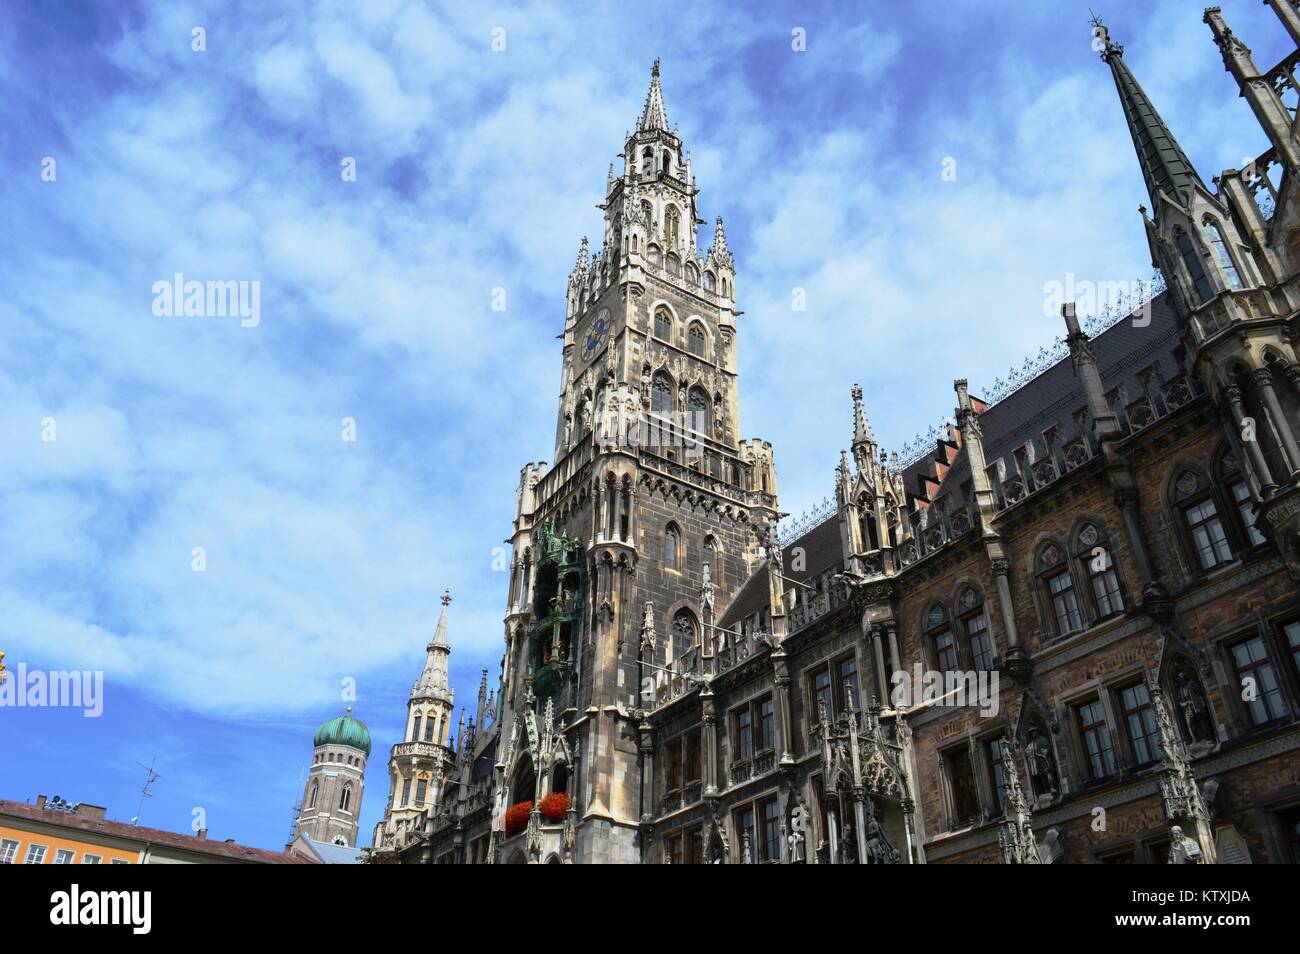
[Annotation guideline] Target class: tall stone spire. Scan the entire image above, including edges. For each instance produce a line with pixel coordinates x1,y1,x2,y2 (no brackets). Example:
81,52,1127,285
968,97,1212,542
1093,17,1204,212
638,58,669,132
850,384,876,476
475,667,489,735
708,215,733,269
413,590,453,703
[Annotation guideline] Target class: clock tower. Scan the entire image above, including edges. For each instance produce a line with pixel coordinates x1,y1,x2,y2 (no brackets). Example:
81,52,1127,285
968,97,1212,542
495,60,779,864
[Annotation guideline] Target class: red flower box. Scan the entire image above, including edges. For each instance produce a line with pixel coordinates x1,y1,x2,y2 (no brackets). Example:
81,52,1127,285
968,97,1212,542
538,791,571,821
504,801,533,835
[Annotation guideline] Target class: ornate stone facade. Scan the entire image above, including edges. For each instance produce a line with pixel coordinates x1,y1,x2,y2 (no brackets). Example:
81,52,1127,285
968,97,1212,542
378,12,1300,863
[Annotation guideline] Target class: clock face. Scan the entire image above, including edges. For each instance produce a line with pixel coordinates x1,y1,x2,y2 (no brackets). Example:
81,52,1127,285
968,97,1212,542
582,309,611,362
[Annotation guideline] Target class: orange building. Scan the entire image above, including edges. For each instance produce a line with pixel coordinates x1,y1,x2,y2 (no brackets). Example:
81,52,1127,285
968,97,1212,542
0,796,310,864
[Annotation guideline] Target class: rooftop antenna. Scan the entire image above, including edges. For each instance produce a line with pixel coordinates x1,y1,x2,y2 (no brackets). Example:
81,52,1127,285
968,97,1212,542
287,763,307,845
130,758,160,825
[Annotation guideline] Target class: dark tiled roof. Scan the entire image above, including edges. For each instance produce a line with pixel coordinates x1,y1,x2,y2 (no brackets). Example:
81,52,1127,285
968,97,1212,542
718,514,844,628
901,291,1184,507
0,800,310,864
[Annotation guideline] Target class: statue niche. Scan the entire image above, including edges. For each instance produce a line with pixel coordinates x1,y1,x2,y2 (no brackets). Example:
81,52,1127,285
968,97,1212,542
1021,717,1060,804
1170,660,1217,749
530,521,586,715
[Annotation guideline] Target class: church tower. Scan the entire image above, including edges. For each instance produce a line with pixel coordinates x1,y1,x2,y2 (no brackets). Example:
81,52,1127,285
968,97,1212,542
294,708,370,847
494,60,779,863
372,591,457,852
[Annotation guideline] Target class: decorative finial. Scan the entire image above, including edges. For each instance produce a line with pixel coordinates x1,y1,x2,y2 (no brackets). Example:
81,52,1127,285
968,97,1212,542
441,589,451,607
345,706,352,714
652,57,660,79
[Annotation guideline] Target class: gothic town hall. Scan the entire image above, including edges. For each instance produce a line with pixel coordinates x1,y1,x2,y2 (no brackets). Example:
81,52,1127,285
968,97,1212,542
370,9,1300,864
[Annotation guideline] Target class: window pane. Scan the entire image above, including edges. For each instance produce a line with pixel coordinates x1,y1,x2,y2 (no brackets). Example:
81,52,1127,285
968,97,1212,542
736,708,753,760
944,748,980,825
758,697,774,751
986,738,1006,814
761,800,780,862
1091,567,1123,617
1048,570,1083,633
1077,700,1116,779
934,630,959,672
1231,481,1267,546
965,613,994,670
1120,683,1162,765
813,667,832,721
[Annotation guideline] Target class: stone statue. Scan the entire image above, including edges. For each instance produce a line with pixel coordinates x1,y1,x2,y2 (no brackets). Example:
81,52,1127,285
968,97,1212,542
1167,825,1202,864
788,830,805,863
1173,665,1215,745
580,395,593,434
563,413,572,448
763,520,783,568
1025,729,1059,800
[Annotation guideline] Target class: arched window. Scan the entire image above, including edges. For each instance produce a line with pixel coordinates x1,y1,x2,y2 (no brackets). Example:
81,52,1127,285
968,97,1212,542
641,148,654,175
652,372,673,415
956,587,994,671
662,151,673,177
308,780,319,809
664,523,681,570
1037,542,1082,636
721,276,729,297
925,603,958,674
654,307,672,340
1074,522,1124,619
648,245,662,268
666,252,680,277
423,714,435,742
1204,219,1243,289
685,262,699,284
1170,467,1233,571
857,495,879,551
688,387,710,434
664,206,680,246
704,270,716,292
688,322,706,356
672,608,697,658
1175,229,1212,303
340,783,353,812
412,713,423,742
513,759,536,806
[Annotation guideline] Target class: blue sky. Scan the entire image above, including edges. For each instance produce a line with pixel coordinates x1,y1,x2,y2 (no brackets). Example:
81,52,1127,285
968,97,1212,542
0,0,1291,852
